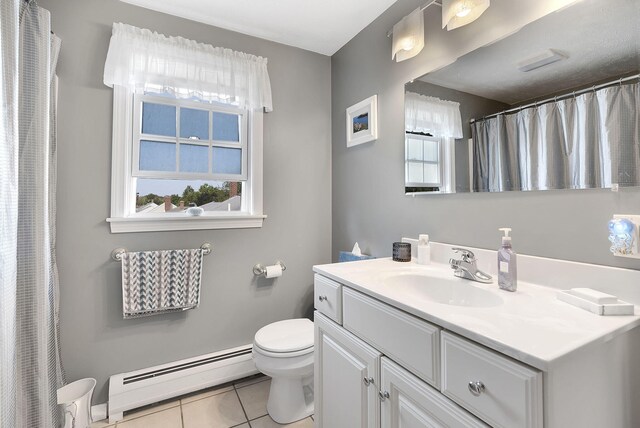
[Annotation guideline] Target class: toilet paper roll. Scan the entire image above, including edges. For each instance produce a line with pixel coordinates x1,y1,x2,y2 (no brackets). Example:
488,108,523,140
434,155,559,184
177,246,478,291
265,264,283,278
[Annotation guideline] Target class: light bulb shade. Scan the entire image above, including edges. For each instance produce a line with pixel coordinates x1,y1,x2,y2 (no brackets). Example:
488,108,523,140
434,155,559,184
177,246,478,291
392,7,424,62
442,0,490,31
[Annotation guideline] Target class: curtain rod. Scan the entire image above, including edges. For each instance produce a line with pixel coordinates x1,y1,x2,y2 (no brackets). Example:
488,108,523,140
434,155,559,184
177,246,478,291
471,74,640,123
387,0,442,38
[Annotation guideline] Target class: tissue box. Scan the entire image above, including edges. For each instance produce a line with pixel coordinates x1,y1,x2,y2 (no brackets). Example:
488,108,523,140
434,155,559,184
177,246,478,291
338,251,375,263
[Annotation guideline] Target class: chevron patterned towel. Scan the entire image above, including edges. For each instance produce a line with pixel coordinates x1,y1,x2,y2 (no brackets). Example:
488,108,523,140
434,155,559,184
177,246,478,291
121,248,204,319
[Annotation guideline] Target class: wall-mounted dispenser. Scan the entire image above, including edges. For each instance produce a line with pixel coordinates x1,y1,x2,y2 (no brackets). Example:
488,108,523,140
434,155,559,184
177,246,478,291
608,215,640,259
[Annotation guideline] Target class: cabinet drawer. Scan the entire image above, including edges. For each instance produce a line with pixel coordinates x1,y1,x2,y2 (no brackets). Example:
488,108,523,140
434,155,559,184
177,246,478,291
343,288,440,388
314,274,342,324
441,331,543,428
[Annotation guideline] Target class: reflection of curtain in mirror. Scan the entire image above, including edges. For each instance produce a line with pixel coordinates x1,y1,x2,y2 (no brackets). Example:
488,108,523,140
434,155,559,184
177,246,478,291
405,92,463,138
471,82,639,192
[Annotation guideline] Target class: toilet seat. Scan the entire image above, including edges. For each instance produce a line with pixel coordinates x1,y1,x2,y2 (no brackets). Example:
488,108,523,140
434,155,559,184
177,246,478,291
254,319,313,355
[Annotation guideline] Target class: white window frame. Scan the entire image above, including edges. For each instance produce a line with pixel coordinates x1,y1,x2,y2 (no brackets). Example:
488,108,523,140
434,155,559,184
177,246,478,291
132,93,248,181
107,86,265,233
405,133,456,194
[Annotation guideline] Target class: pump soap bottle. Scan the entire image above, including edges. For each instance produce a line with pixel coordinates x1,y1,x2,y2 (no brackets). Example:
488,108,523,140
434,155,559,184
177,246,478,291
417,234,431,265
498,228,517,292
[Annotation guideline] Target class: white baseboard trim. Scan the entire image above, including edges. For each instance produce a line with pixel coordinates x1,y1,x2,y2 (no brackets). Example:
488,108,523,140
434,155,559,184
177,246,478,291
108,344,257,423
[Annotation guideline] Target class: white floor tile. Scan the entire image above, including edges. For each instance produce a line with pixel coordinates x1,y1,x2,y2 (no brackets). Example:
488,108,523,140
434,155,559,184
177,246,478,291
236,379,270,420
250,415,314,427
116,407,182,428
182,390,247,428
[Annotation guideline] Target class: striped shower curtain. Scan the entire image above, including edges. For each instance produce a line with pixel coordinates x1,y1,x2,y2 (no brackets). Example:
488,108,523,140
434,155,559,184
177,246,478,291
1,0,63,427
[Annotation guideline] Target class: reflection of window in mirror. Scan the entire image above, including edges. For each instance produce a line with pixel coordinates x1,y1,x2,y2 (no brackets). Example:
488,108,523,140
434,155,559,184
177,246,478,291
405,133,455,194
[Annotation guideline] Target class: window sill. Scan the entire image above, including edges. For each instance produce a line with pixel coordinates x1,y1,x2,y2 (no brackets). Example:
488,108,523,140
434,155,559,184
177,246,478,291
106,214,267,233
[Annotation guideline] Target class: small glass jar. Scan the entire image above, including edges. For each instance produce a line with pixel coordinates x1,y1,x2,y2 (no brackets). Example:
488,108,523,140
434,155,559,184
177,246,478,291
392,242,411,262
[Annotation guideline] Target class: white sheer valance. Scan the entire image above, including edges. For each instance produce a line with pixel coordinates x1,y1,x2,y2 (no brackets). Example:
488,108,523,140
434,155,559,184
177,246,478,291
405,92,463,138
103,23,273,111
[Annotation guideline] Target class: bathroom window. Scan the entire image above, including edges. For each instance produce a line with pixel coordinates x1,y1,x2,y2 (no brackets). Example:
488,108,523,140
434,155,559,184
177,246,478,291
103,24,272,233
405,133,455,193
108,89,265,233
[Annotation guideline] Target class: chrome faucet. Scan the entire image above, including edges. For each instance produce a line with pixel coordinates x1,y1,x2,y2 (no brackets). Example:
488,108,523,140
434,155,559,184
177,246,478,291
449,247,493,284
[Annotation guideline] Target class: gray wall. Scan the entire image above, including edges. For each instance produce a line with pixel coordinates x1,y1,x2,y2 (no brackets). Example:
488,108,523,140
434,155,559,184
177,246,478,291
40,0,331,403
405,80,508,191
331,0,640,269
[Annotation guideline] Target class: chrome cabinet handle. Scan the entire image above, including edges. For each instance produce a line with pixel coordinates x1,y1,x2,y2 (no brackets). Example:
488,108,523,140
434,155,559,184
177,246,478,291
468,381,485,396
379,390,390,401
318,295,328,302
363,377,374,387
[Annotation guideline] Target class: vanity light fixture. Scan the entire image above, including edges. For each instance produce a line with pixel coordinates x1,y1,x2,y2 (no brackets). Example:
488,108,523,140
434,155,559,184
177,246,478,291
442,0,490,31
391,7,425,62
389,0,490,62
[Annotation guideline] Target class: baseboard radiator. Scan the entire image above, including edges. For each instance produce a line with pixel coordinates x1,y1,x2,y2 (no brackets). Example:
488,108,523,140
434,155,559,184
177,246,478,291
108,344,257,423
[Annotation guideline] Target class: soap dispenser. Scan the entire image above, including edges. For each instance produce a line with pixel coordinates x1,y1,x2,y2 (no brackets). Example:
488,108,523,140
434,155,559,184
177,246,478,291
498,228,517,292
417,234,431,265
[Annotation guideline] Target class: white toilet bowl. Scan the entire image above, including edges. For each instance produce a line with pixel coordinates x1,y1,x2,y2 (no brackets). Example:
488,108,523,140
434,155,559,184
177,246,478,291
252,318,314,424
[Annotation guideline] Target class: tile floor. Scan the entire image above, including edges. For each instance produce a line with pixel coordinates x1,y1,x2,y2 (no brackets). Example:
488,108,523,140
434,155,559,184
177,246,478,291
90,375,314,428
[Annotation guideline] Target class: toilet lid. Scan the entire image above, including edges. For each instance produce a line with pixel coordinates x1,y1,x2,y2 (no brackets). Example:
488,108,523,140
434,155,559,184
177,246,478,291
254,319,314,353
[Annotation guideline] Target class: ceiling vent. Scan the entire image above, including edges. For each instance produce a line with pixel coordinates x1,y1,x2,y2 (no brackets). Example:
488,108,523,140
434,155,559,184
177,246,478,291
517,49,567,72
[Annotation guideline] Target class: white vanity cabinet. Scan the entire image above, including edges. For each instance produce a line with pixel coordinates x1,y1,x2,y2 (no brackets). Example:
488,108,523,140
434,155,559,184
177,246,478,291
314,273,543,428
314,249,640,427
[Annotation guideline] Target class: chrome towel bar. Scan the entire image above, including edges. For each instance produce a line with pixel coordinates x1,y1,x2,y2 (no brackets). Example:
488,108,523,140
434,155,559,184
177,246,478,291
111,243,213,262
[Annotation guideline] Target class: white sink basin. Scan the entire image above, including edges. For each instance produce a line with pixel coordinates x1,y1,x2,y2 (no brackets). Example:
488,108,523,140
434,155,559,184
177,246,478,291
383,273,504,308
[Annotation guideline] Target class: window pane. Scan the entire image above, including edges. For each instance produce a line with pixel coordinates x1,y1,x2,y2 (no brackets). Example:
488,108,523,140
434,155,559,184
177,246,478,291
407,162,423,183
142,103,176,137
424,163,440,184
180,108,209,140
212,112,240,142
139,140,176,171
212,147,242,174
407,138,423,161
136,179,242,212
180,144,209,173
424,140,439,162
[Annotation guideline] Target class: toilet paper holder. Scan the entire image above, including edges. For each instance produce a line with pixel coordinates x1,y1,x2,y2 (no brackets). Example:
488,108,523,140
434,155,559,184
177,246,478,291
253,261,287,277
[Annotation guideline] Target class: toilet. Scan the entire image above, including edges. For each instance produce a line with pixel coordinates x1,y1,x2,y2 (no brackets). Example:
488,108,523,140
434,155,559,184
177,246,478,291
252,318,314,424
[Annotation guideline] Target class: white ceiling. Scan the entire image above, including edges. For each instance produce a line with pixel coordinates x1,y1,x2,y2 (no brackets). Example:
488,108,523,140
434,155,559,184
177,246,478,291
120,0,398,55
420,0,640,105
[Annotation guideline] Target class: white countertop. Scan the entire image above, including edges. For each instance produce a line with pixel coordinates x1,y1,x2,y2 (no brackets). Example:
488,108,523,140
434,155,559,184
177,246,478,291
313,257,640,371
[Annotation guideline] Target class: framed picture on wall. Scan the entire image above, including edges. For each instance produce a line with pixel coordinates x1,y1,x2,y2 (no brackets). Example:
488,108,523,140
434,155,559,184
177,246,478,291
346,95,378,147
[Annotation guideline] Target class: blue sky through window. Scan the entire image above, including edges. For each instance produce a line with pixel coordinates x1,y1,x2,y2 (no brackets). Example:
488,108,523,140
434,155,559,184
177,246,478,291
180,144,208,173
140,141,176,171
142,103,176,136
213,112,240,141
180,108,209,140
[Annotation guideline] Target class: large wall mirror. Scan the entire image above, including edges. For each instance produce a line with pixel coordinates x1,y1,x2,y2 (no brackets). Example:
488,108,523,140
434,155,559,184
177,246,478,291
404,0,639,194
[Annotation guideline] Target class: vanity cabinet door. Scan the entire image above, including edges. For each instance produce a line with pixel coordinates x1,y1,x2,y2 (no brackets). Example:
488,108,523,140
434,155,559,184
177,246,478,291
380,358,488,428
315,312,380,428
